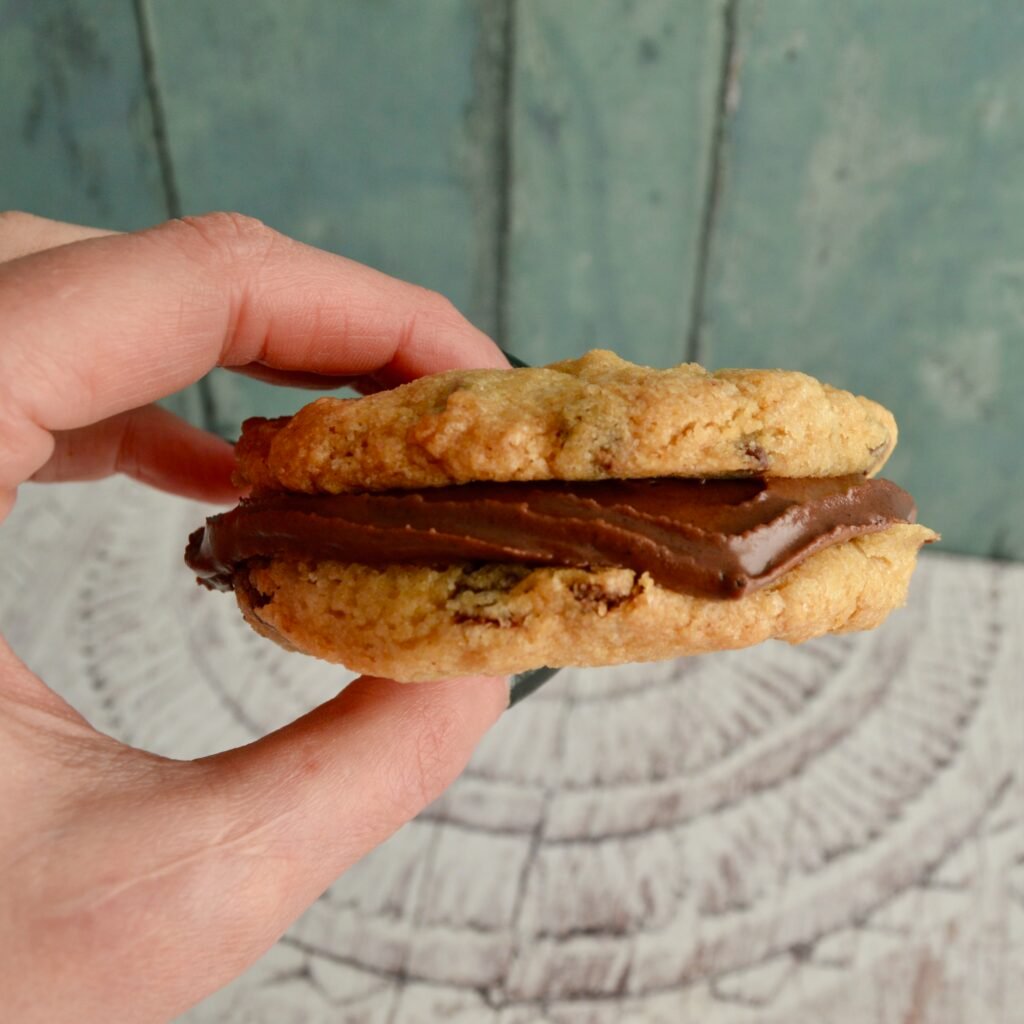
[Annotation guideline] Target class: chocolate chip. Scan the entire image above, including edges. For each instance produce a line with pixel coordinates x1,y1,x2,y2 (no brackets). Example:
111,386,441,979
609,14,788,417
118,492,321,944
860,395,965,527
569,581,631,612
741,439,769,470
452,612,523,628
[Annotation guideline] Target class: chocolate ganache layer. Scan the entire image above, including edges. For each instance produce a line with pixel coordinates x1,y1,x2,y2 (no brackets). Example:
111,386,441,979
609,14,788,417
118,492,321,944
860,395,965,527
186,476,917,600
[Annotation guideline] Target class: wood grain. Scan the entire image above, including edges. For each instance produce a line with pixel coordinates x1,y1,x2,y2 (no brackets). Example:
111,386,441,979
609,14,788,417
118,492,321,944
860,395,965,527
505,0,723,367
2,478,1021,1022
0,0,166,229
698,0,1024,559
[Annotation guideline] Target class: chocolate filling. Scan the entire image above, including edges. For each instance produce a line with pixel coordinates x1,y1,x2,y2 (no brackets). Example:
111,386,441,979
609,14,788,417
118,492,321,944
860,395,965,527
185,476,917,600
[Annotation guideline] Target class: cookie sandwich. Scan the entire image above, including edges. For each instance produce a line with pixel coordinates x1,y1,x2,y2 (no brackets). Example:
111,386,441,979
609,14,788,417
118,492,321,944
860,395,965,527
185,351,936,681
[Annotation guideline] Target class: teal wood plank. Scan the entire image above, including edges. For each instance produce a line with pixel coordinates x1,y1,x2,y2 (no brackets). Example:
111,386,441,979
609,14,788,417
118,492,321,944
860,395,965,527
0,0,166,228
144,0,505,437
506,0,723,367
700,1,1024,559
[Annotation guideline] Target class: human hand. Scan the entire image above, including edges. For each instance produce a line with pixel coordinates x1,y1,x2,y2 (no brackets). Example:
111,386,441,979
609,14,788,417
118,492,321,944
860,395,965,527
0,212,509,1023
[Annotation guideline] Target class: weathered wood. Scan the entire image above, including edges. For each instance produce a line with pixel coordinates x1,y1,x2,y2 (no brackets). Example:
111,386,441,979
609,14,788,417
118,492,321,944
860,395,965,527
698,0,1024,559
506,0,723,367
0,0,167,229
143,0,506,436
3,477,1022,1021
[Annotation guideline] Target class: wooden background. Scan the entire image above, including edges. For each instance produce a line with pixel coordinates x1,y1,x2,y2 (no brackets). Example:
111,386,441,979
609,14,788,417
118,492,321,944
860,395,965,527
2,0,1022,559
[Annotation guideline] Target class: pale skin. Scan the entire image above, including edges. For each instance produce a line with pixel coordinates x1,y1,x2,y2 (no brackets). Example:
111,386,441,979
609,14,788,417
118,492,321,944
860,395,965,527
0,211,510,1023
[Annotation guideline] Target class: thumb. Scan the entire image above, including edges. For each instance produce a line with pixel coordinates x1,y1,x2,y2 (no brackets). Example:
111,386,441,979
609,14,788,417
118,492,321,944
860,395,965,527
0,657,507,1024
194,672,508,925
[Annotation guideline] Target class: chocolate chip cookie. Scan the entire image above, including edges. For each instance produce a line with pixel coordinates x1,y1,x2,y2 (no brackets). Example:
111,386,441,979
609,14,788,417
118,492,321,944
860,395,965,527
187,351,935,680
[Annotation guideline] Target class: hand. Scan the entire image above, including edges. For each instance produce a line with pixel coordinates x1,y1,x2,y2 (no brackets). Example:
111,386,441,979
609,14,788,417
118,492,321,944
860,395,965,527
0,212,509,1023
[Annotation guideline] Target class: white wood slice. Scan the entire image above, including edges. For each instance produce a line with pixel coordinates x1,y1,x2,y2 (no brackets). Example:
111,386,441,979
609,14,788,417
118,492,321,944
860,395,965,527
2,479,1022,1024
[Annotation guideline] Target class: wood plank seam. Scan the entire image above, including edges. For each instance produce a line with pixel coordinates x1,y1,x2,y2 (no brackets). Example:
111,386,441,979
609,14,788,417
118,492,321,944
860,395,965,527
131,0,181,219
686,0,740,365
494,0,517,351
132,0,225,434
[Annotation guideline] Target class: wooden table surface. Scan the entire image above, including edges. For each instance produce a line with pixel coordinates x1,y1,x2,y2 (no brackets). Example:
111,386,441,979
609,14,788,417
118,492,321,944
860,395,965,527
3,478,1022,1023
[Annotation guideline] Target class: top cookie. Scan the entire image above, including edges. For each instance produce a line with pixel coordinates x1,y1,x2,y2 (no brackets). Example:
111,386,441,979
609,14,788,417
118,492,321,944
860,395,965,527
236,350,897,494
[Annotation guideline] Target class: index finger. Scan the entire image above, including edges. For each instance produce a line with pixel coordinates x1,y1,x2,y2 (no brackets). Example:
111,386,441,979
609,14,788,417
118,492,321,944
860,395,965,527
0,210,115,263
0,212,507,492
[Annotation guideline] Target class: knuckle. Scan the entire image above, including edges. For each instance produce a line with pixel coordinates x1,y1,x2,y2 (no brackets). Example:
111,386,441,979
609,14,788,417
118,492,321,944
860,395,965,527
169,211,277,263
182,210,269,240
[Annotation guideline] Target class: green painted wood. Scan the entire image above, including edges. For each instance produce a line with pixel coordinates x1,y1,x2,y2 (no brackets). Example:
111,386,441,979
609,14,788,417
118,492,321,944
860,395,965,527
143,0,506,437
0,0,166,228
506,0,722,367
0,0,204,423
699,0,1024,559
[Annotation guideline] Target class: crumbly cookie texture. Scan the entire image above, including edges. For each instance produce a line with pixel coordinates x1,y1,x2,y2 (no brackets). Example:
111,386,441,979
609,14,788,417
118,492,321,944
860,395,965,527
233,524,935,681
235,350,897,493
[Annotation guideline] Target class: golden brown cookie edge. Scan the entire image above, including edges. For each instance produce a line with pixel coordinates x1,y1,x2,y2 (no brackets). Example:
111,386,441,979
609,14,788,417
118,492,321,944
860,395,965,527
231,524,935,681
234,352,899,493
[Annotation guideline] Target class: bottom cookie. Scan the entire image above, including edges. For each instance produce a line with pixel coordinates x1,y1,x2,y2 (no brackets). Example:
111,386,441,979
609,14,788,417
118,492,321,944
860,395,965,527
231,524,935,682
